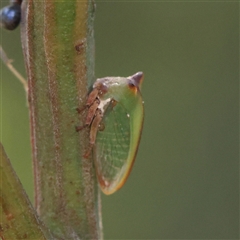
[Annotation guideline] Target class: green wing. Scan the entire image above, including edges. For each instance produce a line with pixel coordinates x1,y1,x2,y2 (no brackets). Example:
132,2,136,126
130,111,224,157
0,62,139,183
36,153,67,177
94,100,131,194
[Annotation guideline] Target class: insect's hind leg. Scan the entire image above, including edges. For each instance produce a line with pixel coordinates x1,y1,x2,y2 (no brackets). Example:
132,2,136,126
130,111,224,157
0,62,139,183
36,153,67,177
83,109,103,159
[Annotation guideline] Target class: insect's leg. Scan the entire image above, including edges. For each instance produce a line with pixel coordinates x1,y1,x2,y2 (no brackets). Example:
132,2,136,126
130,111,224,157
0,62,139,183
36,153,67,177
89,109,103,144
85,98,100,125
84,109,103,158
76,88,99,114
76,105,88,114
77,88,99,114
86,88,99,106
75,124,88,132
76,98,100,132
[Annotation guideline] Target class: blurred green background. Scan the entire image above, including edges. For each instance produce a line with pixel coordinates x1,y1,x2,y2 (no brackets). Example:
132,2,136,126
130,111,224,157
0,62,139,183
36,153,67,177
0,1,239,239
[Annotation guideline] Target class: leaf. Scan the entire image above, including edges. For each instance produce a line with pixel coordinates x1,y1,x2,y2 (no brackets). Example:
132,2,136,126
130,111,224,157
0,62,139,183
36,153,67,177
0,142,52,240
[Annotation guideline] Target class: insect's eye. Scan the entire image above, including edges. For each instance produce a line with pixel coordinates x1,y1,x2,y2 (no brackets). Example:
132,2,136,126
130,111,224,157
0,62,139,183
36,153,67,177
128,82,138,94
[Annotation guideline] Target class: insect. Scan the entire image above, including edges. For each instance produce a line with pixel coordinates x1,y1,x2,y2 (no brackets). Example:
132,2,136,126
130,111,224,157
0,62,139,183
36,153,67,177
76,72,144,194
0,0,22,30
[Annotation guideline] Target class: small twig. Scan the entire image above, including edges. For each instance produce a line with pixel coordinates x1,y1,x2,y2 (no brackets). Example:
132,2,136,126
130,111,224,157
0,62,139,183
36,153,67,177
0,45,28,93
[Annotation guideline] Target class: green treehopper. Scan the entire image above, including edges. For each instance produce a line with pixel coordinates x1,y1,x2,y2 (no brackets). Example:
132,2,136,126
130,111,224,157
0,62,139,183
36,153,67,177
76,72,144,194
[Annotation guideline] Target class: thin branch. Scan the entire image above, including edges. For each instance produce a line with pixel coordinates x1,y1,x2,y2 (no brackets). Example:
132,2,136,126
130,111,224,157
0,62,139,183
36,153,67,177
0,45,28,93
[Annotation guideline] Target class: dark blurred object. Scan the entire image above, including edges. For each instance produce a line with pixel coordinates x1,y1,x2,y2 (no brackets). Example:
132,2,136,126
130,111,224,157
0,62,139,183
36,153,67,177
0,0,22,30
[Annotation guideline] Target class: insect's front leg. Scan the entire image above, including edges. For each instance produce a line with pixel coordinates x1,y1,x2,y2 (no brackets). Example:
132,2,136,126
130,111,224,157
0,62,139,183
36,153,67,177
76,98,100,132
76,88,99,113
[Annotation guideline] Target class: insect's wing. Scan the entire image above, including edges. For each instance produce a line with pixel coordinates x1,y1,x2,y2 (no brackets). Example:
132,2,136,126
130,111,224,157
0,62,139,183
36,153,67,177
94,100,131,194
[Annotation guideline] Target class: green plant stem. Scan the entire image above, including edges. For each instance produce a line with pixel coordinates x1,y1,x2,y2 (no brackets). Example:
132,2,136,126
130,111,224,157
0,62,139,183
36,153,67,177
21,0,102,239
0,143,53,240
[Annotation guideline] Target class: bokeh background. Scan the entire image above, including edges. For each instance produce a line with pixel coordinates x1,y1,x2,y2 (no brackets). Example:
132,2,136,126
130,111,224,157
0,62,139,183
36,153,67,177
0,1,239,239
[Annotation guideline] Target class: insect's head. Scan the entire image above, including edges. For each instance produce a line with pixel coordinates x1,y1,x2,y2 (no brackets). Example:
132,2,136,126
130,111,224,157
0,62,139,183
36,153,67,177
93,79,109,96
93,72,144,101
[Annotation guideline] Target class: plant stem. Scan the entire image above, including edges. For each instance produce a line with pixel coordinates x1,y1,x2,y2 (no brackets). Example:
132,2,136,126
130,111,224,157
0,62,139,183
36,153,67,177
0,143,53,240
21,0,102,239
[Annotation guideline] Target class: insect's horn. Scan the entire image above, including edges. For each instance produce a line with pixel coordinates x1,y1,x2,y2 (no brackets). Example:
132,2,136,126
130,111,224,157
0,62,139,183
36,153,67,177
130,72,144,89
